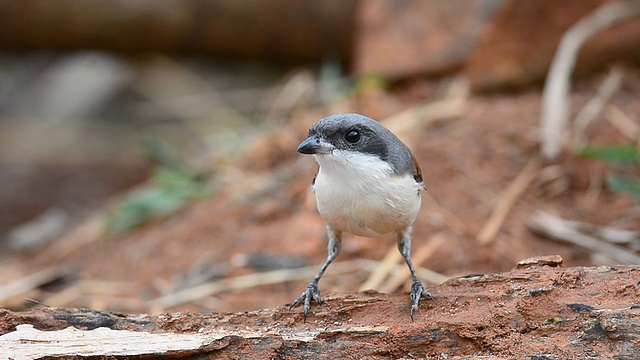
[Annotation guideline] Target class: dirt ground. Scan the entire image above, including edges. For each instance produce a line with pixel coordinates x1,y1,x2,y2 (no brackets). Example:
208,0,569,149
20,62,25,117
2,70,640,325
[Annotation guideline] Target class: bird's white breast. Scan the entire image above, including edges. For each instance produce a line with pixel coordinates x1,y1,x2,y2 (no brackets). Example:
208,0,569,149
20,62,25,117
313,150,422,237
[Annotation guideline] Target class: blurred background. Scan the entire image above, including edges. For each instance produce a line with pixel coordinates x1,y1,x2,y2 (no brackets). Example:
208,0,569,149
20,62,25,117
2,0,640,315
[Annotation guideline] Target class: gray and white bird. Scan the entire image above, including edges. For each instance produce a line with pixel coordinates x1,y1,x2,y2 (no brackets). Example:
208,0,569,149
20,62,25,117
291,113,433,322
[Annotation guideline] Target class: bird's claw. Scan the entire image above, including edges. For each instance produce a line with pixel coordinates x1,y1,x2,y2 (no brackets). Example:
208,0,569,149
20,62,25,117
409,279,434,321
290,282,322,323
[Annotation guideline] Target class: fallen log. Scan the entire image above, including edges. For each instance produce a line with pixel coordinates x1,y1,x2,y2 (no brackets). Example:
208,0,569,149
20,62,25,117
1,258,639,359
0,0,357,64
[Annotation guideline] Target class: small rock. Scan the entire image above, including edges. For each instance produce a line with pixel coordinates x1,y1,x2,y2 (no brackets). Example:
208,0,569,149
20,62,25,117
8,208,69,251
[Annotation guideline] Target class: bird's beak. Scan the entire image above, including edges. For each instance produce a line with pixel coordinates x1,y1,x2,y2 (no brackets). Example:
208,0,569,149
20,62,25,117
297,136,333,155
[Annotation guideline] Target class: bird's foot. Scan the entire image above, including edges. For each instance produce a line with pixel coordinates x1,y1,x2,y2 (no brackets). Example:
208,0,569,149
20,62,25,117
409,279,434,321
290,282,322,323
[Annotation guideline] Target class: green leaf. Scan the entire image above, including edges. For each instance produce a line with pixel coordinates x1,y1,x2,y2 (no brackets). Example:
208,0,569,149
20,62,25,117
104,134,215,235
105,167,213,235
348,73,388,97
579,144,639,166
138,135,190,172
605,173,640,198
544,317,563,324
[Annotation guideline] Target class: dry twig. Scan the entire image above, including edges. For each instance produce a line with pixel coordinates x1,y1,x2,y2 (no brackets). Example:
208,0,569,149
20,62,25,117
150,259,381,309
571,66,624,148
0,267,69,305
42,280,137,308
262,70,317,123
540,1,640,160
384,77,469,137
477,159,541,244
528,211,640,264
360,233,448,293
606,104,640,142
358,246,403,292
378,233,448,294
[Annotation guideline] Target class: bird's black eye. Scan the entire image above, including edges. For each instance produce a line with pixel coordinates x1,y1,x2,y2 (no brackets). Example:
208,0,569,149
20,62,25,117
345,130,360,143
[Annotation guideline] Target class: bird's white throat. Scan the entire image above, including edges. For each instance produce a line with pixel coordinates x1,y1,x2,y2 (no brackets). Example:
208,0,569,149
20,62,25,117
312,150,422,237
314,149,393,181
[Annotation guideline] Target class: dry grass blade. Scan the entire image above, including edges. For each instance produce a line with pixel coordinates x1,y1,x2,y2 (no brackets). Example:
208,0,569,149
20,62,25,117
383,77,469,138
378,233,448,294
358,245,403,292
0,267,69,304
606,104,640,142
527,211,640,264
477,159,541,244
150,259,380,309
540,213,640,251
540,1,640,160
262,70,316,123
42,280,136,308
571,66,624,149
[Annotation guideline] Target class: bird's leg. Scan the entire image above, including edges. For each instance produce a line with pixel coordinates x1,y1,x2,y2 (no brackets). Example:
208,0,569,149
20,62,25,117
290,227,342,323
397,227,434,321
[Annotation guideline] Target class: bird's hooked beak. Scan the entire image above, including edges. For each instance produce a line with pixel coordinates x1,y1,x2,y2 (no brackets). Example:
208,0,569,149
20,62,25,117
297,136,334,155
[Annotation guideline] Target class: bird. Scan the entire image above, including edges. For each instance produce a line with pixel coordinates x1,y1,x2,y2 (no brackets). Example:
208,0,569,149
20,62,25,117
290,113,433,322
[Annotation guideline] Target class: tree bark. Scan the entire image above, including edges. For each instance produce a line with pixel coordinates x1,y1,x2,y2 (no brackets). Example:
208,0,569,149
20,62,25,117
1,262,639,359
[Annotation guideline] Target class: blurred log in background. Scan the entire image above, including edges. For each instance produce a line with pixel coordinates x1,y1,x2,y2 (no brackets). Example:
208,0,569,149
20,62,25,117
0,0,358,65
2,0,640,87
